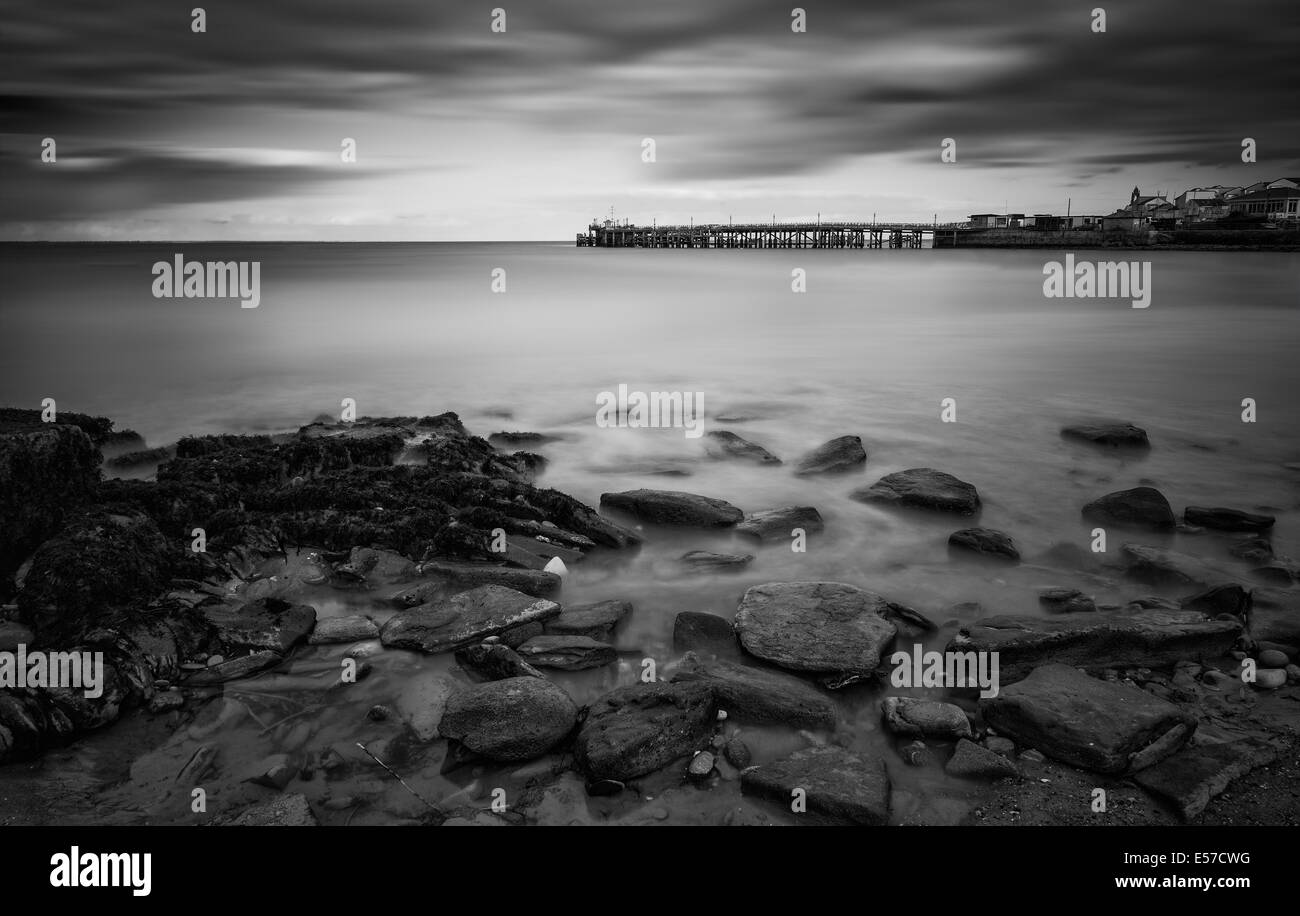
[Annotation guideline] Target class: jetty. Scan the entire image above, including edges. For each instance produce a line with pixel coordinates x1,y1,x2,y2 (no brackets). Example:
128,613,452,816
576,219,969,249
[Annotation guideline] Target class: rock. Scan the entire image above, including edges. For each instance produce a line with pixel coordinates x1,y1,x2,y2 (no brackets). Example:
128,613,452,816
398,561,561,600
228,793,318,826
1120,544,1237,589
394,671,455,741
246,754,296,790
1251,562,1298,586
984,736,1017,758
735,506,825,543
980,664,1196,775
949,610,1240,684
1183,507,1275,533
1038,587,1097,614
793,436,867,476
679,550,754,573
438,677,578,762
308,615,379,645
704,430,781,465
0,621,34,653
1082,487,1175,531
740,746,890,825
202,597,317,654
1060,422,1150,449
672,611,739,659
1257,648,1289,668
573,682,717,782
455,643,545,680
1229,536,1274,564
488,431,561,449
184,651,282,685
1254,669,1287,690
724,737,752,769
688,751,717,779
881,697,972,740
673,657,838,729
900,740,930,766
882,602,939,634
380,585,560,653
948,528,1019,564
599,489,744,528
1034,541,1099,571
1133,739,1280,820
544,600,632,640
945,738,1019,779
1180,583,1251,617
852,468,980,516
516,635,617,670
1288,664,1300,683
733,581,897,686
502,534,585,572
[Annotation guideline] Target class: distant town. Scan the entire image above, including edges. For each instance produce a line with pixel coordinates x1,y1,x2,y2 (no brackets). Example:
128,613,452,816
970,176,1300,232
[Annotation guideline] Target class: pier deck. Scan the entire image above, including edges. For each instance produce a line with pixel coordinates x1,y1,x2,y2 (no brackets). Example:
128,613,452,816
576,221,969,249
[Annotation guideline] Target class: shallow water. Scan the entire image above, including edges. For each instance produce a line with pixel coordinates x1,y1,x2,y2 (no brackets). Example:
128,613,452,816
2,242,1299,824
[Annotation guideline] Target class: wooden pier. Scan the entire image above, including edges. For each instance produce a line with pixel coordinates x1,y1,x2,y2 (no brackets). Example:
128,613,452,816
576,220,969,249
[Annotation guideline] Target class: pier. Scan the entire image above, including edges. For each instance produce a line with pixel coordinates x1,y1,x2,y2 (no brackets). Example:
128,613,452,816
576,220,969,249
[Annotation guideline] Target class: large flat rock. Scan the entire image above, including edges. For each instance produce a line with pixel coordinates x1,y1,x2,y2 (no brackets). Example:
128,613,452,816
438,677,578,762
980,664,1197,775
733,581,897,685
948,609,1240,683
851,468,980,515
672,657,838,729
1120,544,1238,589
394,561,561,601
1132,738,1280,820
202,597,317,654
599,489,743,527
741,746,890,825
573,682,717,782
380,585,560,653
543,600,632,640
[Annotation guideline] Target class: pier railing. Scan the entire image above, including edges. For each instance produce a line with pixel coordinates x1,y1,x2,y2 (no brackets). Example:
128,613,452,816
576,221,970,248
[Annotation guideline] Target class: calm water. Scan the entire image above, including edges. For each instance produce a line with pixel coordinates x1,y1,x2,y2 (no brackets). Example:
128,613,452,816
2,242,1299,824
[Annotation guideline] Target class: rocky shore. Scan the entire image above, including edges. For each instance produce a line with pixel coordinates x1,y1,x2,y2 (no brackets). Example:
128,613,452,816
1,409,1297,826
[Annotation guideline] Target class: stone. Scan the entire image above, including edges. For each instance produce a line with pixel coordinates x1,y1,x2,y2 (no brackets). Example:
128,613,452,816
980,664,1196,775
735,506,825,543
573,682,717,782
1133,739,1280,820
945,738,1019,779
679,550,754,573
228,793,318,826
1183,507,1275,533
900,740,930,766
741,746,890,825
455,643,545,680
1257,648,1289,668
688,751,717,779
852,468,980,515
733,581,897,685
1038,587,1097,614
948,527,1019,564
201,597,317,654
1081,487,1175,531
599,489,744,528
1229,536,1274,564
308,615,380,645
704,430,782,465
1254,669,1287,690
502,534,585,572
380,585,560,653
544,600,631,640
724,737,751,769
1120,544,1237,589
1060,422,1150,449
881,696,972,740
516,635,617,670
671,612,738,660
0,621,35,652
984,736,1016,758
183,651,282,685
438,677,578,762
949,610,1240,684
1180,583,1251,617
673,657,838,729
793,436,867,476
395,561,561,601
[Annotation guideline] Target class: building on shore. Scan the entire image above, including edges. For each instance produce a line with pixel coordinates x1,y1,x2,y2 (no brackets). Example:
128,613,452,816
1226,182,1300,221
968,213,1025,228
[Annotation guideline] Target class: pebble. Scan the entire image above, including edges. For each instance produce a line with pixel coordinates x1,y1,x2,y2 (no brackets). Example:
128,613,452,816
1258,649,1290,668
1018,748,1046,764
716,709,728,721
723,738,751,769
983,736,1016,758
688,751,716,779
901,740,930,766
366,704,392,722
206,655,224,666
1288,664,1300,683
1255,668,1287,690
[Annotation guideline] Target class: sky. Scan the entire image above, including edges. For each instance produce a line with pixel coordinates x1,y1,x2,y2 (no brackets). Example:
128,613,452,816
1,0,1298,241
